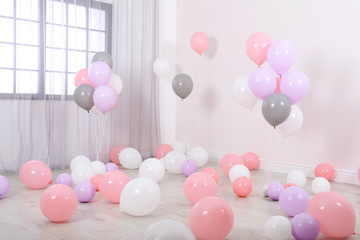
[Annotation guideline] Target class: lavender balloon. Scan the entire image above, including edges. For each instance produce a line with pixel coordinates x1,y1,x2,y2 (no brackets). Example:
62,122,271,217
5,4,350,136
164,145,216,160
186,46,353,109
279,186,309,217
74,180,96,203
248,67,277,100
267,182,284,201
88,61,112,88
280,70,310,104
93,86,117,113
291,213,319,240
267,40,296,76
55,173,73,187
182,160,198,177
0,175,9,199
106,162,118,171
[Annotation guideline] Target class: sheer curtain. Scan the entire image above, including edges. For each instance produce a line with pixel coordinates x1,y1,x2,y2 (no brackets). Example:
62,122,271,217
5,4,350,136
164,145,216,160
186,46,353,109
0,0,160,173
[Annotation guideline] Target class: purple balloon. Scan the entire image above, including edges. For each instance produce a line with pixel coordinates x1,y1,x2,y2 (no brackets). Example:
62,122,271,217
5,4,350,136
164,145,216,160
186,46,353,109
267,182,284,201
88,61,112,88
267,40,296,76
291,213,319,240
248,67,277,100
182,160,198,177
0,175,10,199
106,162,118,171
93,86,117,113
74,180,96,203
279,186,309,217
55,173,73,187
280,70,310,104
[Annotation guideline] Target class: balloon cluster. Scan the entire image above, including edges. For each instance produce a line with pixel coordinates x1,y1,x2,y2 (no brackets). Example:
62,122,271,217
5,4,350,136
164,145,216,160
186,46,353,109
74,52,123,113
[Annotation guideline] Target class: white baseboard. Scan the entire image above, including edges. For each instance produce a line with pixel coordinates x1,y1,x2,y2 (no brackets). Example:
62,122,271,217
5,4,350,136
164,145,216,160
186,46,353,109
208,152,359,185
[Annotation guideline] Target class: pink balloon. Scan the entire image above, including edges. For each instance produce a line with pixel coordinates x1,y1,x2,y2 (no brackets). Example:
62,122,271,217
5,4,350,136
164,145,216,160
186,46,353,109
19,160,52,189
267,40,296,76
280,70,310,104
220,153,243,176
284,183,296,188
248,67,277,100
183,172,217,204
99,170,130,204
93,86,118,113
245,32,272,66
109,145,125,165
201,167,220,183
232,176,252,197
275,77,281,93
155,144,173,159
189,196,234,240
74,68,93,87
315,163,334,181
90,174,102,191
40,184,78,222
190,31,209,55
308,191,356,238
242,152,259,170
88,61,112,88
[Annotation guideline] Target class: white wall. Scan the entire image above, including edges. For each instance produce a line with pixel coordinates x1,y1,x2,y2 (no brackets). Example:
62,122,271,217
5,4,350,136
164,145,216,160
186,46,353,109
176,0,360,180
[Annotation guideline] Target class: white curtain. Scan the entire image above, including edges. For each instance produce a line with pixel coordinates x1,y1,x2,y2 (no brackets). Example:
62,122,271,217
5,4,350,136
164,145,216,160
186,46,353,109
0,0,160,173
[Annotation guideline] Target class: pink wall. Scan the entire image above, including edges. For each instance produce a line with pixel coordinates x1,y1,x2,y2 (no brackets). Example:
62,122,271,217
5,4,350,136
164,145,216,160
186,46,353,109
176,0,360,174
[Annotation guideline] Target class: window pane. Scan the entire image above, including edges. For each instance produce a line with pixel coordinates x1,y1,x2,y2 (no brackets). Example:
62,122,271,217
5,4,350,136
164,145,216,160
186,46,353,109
68,4,86,28
16,45,39,70
89,31,105,52
46,24,66,48
0,0,14,17
45,72,66,95
68,51,86,73
68,27,86,51
0,69,14,93
89,9,105,31
16,70,38,94
67,73,76,95
16,0,39,21
46,0,66,25
16,20,39,45
46,48,66,71
0,18,14,42
0,44,14,68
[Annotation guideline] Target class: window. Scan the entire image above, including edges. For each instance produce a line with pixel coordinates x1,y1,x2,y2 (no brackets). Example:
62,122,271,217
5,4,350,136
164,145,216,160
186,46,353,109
0,0,112,99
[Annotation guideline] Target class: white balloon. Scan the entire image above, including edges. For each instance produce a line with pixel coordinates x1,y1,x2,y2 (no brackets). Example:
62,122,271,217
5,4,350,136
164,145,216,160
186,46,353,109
141,219,195,240
70,155,91,171
120,177,161,216
90,160,106,175
170,141,187,154
71,164,96,184
164,151,187,174
139,158,165,183
107,74,123,95
265,216,291,240
287,170,306,187
311,177,331,194
229,164,250,182
187,147,208,167
153,57,170,78
233,75,258,109
159,157,165,166
278,105,303,138
119,147,142,169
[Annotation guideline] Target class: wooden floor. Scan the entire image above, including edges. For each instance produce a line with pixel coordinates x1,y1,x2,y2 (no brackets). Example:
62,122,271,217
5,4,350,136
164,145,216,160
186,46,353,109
0,162,359,240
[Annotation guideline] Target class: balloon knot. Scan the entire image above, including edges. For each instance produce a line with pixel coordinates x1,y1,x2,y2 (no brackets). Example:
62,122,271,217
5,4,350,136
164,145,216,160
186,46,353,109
273,126,276,129
87,110,90,113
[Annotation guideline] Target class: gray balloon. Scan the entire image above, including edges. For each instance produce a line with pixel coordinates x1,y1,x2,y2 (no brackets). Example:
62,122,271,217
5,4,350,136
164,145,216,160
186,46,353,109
91,52,113,69
172,73,193,100
74,84,95,112
262,93,291,127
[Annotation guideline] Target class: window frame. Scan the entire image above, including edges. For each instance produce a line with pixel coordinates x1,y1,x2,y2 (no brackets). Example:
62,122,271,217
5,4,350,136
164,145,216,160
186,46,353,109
0,0,112,100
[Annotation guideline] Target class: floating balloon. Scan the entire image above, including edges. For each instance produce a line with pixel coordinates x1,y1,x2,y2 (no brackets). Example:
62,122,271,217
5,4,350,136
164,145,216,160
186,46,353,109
19,160,52,189
265,216,291,240
74,68,93,87
280,70,310,104
139,158,165,183
99,170,130,204
182,160,198,177
109,145,125,165
267,182,284,201
233,75,258,109
248,67,277,100
242,152,259,170
73,84,95,112
201,167,220,183
184,172,217,204
91,51,113,69
232,176,252,197
229,164,250,183
315,163,334,181
74,180,96,203
155,144,173,159
262,93,291,127
107,74,123,95
88,61,112,88
70,155,91,171
279,186,309,217
141,219,195,240
93,85,118,113
267,40,296,76
119,147,142,169
172,74,193,100
190,31,209,55
153,57,170,78
311,177,331,194
0,175,9,199
164,151,187,174
278,105,303,138
220,153,243,176
187,146,208,167
55,173,73,187
291,213,319,240
245,32,272,66
287,170,306,187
